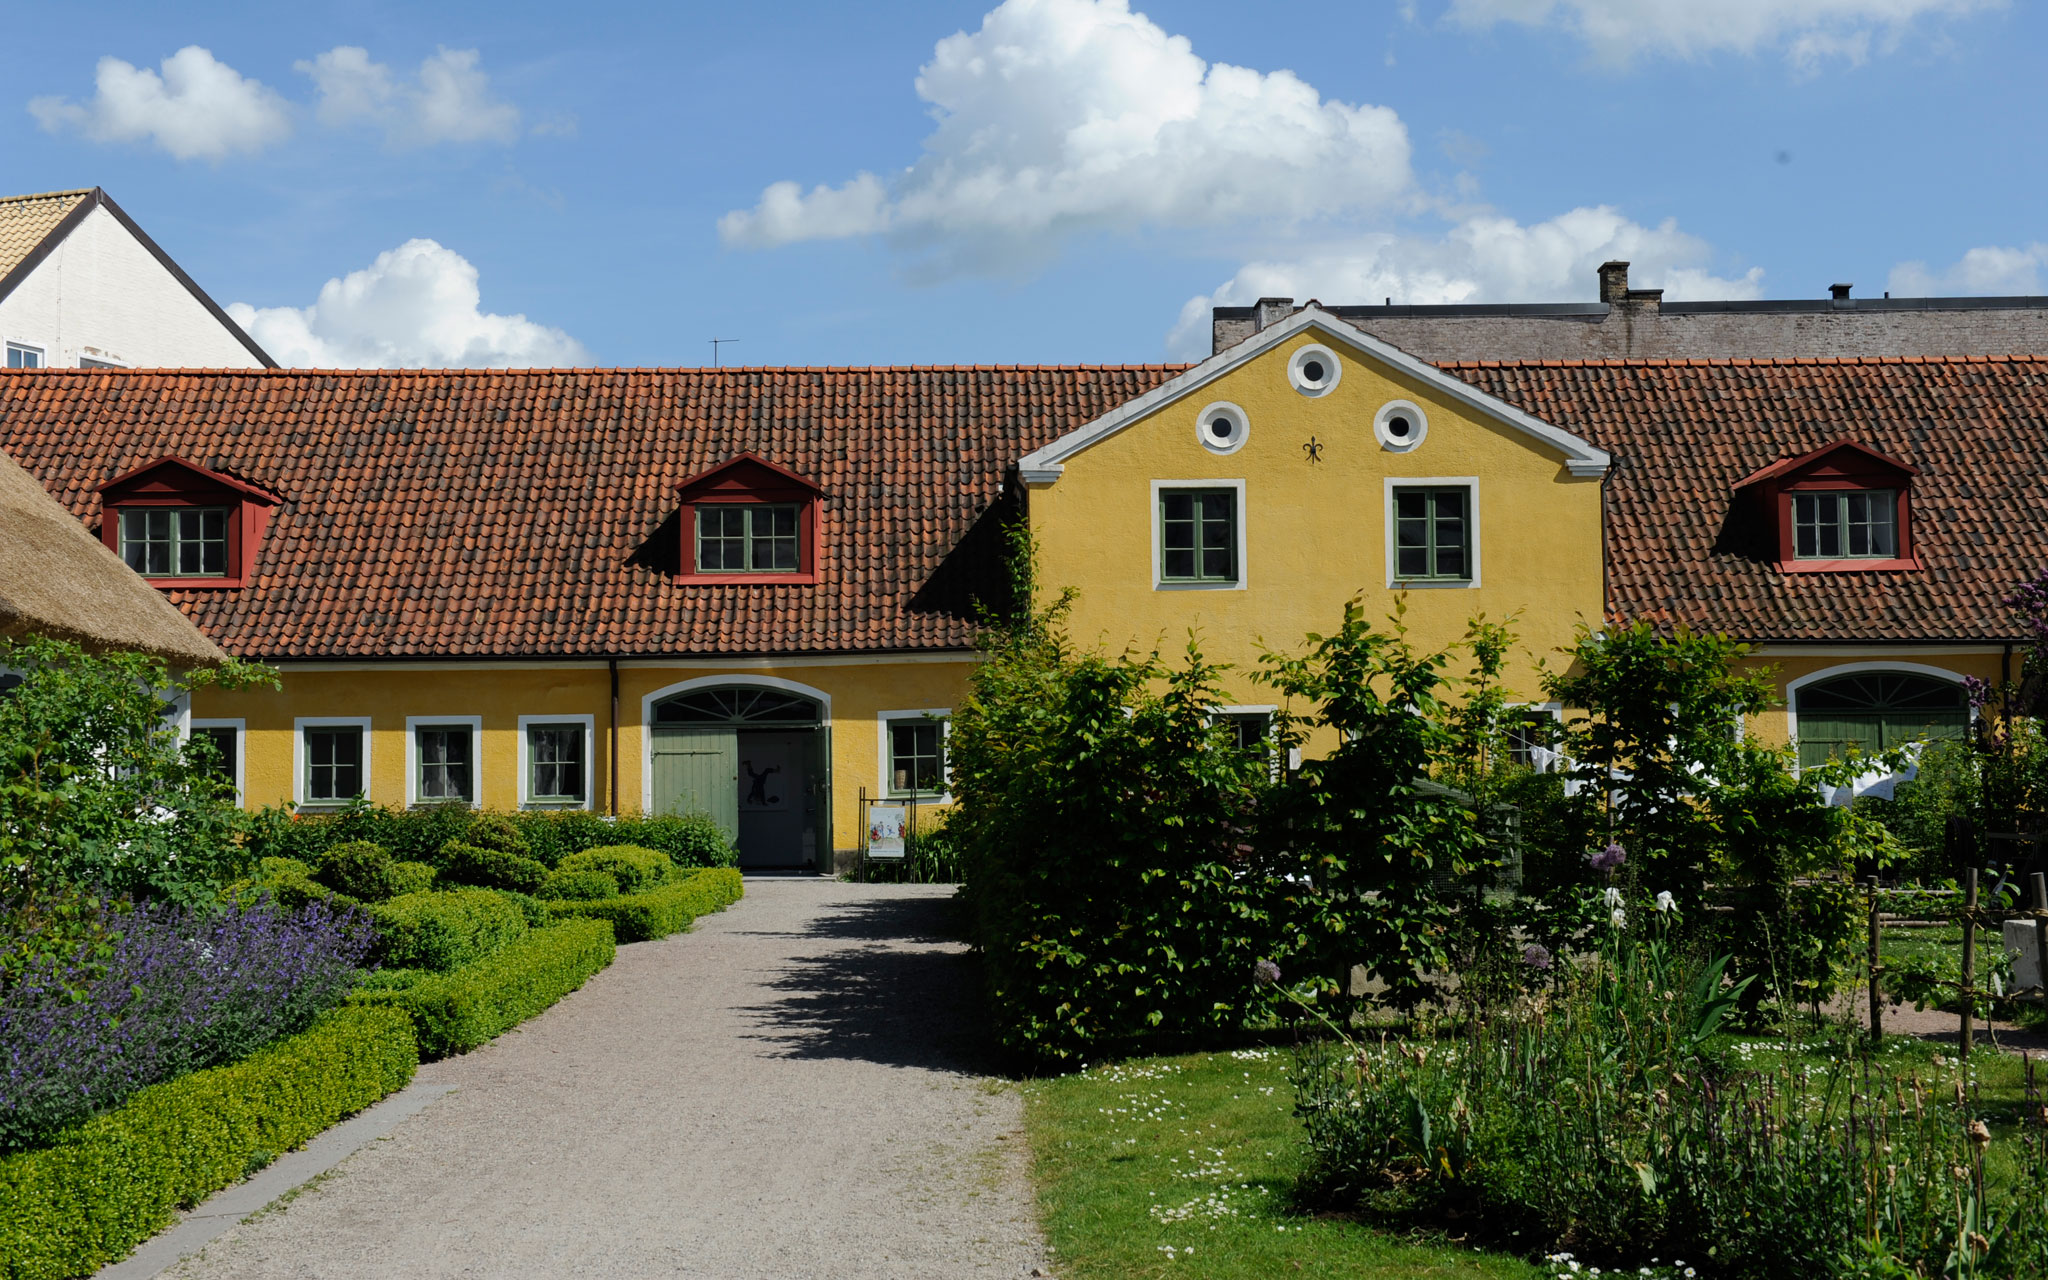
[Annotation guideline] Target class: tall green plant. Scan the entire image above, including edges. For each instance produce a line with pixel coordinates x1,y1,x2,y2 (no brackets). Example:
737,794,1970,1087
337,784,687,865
0,637,274,909
1258,599,1493,1009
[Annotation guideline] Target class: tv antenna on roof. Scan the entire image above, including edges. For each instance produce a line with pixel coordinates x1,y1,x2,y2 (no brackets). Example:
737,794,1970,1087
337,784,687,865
710,338,740,368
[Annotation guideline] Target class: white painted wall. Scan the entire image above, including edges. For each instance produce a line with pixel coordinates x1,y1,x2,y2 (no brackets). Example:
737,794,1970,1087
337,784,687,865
0,205,263,369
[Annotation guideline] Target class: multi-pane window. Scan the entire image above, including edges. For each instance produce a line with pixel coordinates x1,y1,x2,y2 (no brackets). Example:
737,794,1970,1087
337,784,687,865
191,726,238,786
1503,707,1559,771
888,719,947,796
415,725,474,804
119,508,228,577
1392,486,1471,582
696,503,801,573
5,343,42,369
1159,488,1237,584
527,723,586,806
305,727,364,804
1217,711,1270,753
1793,490,1896,560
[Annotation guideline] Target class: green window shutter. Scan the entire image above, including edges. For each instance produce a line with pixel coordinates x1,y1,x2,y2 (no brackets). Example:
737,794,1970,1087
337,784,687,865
651,726,739,837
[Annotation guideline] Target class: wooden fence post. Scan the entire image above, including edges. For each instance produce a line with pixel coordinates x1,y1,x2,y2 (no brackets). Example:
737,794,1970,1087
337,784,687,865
1961,867,1979,1061
1866,875,1882,1047
2032,872,2048,1002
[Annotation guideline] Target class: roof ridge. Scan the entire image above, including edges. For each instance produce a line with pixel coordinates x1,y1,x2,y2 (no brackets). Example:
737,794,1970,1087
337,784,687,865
1435,353,2048,369
0,188,95,204
0,362,1199,376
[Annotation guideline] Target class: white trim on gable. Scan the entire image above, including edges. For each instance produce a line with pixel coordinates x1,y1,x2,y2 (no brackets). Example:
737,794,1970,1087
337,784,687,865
1016,307,1611,483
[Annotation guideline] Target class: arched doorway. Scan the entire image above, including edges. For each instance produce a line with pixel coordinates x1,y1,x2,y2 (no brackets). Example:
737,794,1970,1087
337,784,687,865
1793,669,1968,770
648,684,828,871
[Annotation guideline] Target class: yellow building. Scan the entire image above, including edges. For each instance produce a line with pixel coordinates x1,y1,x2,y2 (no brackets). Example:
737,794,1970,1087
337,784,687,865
6,338,2045,860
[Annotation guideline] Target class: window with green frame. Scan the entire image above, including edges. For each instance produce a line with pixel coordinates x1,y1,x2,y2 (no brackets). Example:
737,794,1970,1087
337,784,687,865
887,718,947,796
696,503,801,573
119,507,229,577
1392,486,1471,582
304,726,363,805
415,724,474,805
526,723,586,806
1793,490,1896,559
1158,487,1237,584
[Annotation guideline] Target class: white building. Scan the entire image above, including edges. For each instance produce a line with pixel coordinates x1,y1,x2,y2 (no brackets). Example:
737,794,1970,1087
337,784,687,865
0,188,272,370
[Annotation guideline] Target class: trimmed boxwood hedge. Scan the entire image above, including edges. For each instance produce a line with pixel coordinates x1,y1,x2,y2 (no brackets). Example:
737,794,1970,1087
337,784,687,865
0,1005,417,1280
543,868,743,943
355,919,616,1059
555,844,677,894
248,806,738,871
366,887,528,972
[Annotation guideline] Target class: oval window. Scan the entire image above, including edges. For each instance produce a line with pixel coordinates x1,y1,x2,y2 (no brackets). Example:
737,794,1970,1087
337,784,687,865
1374,400,1428,453
1195,401,1249,455
1288,344,1341,397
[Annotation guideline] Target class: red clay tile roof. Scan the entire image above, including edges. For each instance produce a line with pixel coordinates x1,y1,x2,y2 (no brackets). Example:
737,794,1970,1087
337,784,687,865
0,365,1181,659
1445,356,2048,641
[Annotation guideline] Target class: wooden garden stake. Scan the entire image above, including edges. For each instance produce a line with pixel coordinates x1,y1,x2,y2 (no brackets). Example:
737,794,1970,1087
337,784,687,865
1961,867,1979,1061
1866,875,1882,1047
2032,872,2048,1003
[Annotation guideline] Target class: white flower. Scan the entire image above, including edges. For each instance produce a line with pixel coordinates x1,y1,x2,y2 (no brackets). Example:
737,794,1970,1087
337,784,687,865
1602,886,1624,908
1611,907,1627,929
1654,891,1675,913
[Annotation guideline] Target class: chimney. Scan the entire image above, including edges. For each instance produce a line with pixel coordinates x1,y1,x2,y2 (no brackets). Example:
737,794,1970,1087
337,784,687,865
1254,297,1295,332
1830,283,1853,303
1597,261,1631,304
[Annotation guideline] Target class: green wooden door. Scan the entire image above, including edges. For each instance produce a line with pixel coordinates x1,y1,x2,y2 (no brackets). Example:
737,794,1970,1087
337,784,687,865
650,726,739,838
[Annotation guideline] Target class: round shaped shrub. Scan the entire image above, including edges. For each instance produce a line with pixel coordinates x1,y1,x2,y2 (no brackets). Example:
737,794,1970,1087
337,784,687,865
388,860,437,895
438,841,549,893
538,869,621,902
463,813,532,858
557,845,676,895
315,841,402,902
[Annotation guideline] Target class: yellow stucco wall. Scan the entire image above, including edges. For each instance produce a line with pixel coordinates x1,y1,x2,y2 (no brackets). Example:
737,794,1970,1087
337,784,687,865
191,658,976,857
1735,650,2006,750
1027,326,1605,705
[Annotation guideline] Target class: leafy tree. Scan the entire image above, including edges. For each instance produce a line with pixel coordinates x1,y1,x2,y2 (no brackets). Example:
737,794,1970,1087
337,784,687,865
0,635,275,911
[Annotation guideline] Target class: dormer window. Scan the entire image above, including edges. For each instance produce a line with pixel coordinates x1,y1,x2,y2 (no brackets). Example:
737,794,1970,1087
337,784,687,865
1792,490,1896,560
121,507,229,577
1733,439,1919,573
673,453,823,584
97,456,280,588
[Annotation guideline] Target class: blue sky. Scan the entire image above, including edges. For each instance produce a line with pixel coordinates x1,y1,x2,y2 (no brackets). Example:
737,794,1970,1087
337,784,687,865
1,0,2039,368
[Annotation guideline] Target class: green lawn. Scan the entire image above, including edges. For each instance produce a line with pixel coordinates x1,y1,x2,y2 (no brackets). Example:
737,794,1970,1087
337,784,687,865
1023,1048,1544,1280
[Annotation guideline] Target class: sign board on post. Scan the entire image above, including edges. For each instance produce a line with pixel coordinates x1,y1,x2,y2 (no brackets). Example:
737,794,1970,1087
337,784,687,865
867,804,908,860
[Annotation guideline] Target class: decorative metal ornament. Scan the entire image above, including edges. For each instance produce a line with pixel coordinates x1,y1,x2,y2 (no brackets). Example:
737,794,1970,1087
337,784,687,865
1302,435,1324,464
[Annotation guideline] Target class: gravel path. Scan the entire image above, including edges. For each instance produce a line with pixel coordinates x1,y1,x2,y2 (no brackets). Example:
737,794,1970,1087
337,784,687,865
164,879,1046,1280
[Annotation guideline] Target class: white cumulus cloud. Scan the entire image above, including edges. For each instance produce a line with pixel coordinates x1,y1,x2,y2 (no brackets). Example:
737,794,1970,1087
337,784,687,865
227,239,589,369
1890,243,2048,296
1443,0,2005,67
28,46,292,162
719,0,1413,276
1165,206,1765,357
297,46,520,146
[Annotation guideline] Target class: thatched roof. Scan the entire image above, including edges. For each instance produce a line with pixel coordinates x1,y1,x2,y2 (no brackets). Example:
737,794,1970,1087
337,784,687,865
0,447,223,666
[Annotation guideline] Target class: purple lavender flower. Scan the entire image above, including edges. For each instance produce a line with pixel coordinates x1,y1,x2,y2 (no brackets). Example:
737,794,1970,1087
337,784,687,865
1521,943,1553,971
1587,841,1626,873
0,896,373,1152
1253,959,1282,986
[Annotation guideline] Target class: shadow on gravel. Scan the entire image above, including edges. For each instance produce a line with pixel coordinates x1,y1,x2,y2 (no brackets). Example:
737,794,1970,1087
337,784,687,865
742,892,998,1074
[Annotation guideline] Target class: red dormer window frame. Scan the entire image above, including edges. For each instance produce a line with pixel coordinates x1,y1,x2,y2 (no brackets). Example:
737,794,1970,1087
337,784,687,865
96,456,281,589
673,453,825,584
1733,438,1921,574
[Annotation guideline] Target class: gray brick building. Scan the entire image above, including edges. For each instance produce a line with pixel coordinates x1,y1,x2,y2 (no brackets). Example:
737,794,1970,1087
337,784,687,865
1211,262,2048,360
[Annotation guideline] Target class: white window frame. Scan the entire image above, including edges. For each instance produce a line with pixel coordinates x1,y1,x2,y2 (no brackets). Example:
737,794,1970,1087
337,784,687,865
5,341,45,369
1151,478,1248,592
518,713,595,811
1502,701,1563,772
189,717,246,798
295,716,373,809
878,709,952,801
1384,476,1481,590
405,714,483,810
1211,703,1283,779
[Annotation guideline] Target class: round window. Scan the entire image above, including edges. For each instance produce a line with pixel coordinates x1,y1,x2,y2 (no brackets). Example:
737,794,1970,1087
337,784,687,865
1373,400,1428,453
1287,344,1342,397
1195,401,1249,455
